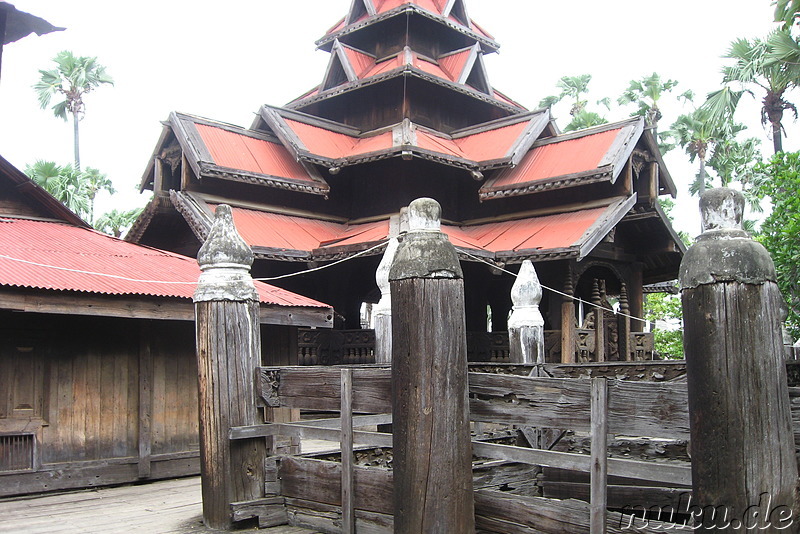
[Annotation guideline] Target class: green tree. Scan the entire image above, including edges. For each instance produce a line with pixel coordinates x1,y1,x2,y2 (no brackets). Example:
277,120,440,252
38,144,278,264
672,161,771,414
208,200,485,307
752,151,800,338
774,0,800,27
702,33,798,154
538,74,609,132
644,293,684,360
667,110,726,194
25,160,90,218
95,208,143,238
34,51,114,171
617,72,681,129
82,167,116,223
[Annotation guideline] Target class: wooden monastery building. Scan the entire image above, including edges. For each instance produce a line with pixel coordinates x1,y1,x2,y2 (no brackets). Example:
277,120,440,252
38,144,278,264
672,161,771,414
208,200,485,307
128,0,686,364
0,154,333,496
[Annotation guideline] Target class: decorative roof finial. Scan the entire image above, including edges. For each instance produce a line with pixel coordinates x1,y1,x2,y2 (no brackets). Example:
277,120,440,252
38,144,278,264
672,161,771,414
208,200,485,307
194,205,258,302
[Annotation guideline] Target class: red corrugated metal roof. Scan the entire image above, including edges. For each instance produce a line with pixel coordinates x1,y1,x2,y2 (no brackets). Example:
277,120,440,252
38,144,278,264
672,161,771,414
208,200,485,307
278,113,539,164
342,46,376,77
487,128,622,188
215,204,608,256
284,118,394,159
439,48,471,80
196,123,314,182
454,121,529,161
0,218,328,308
217,205,388,252
456,208,607,252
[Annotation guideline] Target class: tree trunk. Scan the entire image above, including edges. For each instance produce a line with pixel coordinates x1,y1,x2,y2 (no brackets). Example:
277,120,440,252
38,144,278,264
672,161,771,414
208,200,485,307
72,110,81,171
699,158,707,194
773,120,784,154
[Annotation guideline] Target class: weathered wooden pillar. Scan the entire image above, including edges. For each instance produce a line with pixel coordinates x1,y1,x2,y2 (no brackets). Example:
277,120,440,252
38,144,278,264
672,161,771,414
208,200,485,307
680,188,798,532
374,238,399,364
194,205,266,530
592,280,605,362
618,283,631,361
561,269,577,364
508,260,545,365
390,198,475,533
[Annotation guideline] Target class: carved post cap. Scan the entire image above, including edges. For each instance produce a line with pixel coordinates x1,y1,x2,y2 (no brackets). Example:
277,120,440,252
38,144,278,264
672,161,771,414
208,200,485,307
700,187,745,233
509,260,544,329
511,260,543,309
407,197,441,232
194,204,258,303
680,188,776,290
389,198,463,281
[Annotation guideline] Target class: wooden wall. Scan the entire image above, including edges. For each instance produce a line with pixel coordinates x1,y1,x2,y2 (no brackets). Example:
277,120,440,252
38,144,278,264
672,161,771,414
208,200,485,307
0,308,302,497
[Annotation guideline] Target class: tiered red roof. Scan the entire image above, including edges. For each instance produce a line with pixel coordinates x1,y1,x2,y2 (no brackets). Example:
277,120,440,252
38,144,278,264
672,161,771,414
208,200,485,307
207,197,635,261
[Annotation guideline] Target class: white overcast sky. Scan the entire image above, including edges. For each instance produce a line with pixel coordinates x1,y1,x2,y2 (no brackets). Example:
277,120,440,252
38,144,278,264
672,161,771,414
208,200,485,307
0,0,784,235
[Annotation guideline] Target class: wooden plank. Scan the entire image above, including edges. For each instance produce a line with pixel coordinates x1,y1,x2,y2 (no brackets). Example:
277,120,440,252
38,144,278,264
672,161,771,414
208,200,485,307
340,369,355,534
472,441,690,486
279,457,393,515
261,368,690,440
590,378,608,534
138,321,153,478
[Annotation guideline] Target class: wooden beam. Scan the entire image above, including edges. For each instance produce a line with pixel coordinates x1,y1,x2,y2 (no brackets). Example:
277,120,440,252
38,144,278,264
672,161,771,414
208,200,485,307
0,289,332,327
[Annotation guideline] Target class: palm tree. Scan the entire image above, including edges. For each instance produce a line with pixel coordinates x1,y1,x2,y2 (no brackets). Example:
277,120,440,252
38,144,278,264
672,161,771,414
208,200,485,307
774,0,800,27
617,73,683,130
538,74,593,115
703,33,799,154
539,74,608,132
668,110,727,194
34,51,114,170
25,160,91,218
95,208,143,238
82,167,116,224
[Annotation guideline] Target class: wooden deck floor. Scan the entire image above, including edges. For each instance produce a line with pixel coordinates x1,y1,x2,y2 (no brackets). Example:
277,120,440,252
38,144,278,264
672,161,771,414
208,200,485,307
0,477,317,534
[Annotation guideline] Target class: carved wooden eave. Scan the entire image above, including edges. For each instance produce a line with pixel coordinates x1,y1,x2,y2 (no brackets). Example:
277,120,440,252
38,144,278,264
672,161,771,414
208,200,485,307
124,194,173,244
138,112,330,198
316,3,500,54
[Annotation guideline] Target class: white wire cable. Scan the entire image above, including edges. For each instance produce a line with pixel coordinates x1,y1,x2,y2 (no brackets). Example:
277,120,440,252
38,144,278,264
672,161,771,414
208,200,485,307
0,240,390,286
457,249,681,332
0,242,679,331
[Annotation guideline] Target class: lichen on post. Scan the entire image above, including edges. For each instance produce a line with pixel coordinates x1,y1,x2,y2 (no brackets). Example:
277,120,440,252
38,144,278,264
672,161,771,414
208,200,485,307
680,188,798,531
389,198,475,533
194,204,266,530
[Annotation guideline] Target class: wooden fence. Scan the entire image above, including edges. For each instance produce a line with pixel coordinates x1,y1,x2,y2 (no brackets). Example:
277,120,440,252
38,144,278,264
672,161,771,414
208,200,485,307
229,364,693,532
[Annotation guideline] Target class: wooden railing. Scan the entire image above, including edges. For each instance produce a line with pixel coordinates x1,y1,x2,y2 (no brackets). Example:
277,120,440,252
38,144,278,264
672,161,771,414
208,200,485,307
298,329,656,365
238,365,691,532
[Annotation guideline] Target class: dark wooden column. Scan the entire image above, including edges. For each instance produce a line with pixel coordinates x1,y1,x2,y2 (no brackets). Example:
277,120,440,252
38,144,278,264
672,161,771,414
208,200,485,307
680,189,797,531
561,268,576,364
390,198,475,533
194,205,266,530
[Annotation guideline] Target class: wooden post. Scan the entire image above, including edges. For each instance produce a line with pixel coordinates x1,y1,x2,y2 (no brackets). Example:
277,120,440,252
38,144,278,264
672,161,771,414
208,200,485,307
561,269,576,364
508,260,545,365
194,204,266,530
592,280,605,362
618,284,631,361
340,369,355,534
390,198,475,533
680,188,798,531
374,238,399,364
590,377,608,534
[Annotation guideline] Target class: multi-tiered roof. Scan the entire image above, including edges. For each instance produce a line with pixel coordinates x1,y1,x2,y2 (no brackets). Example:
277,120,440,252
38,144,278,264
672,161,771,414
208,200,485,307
129,0,684,332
